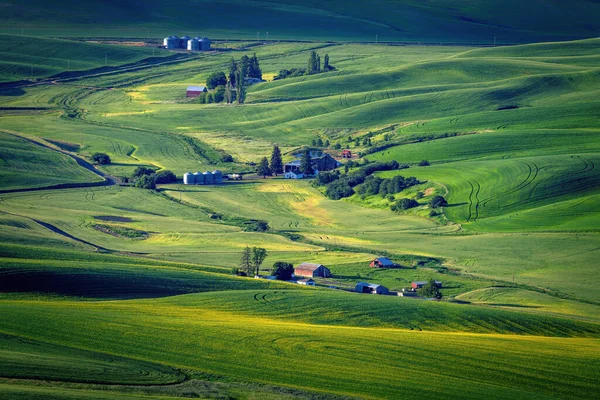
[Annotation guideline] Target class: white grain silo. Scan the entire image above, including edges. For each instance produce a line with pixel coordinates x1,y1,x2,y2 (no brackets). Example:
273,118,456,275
212,170,223,184
183,172,195,185
194,171,204,185
203,171,214,184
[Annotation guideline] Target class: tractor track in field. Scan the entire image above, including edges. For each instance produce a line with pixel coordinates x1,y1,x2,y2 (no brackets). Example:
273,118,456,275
481,160,539,208
466,180,481,222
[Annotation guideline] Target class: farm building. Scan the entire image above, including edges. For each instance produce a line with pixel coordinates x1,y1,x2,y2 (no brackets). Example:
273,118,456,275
370,257,396,268
187,85,207,97
284,153,340,179
342,149,352,158
399,290,419,298
356,282,389,295
294,263,331,278
183,170,223,185
412,280,443,289
297,278,316,286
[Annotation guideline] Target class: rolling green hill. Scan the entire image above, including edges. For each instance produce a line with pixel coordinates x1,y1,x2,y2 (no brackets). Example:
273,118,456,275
1,0,599,43
0,20,599,400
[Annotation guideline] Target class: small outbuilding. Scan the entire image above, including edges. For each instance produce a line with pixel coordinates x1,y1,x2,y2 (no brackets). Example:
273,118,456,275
355,282,389,295
294,262,331,278
370,257,395,268
187,85,207,97
412,280,442,289
342,149,352,158
297,278,316,286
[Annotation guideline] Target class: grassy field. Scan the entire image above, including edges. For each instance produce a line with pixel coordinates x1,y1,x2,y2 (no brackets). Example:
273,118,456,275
0,26,599,399
0,294,598,399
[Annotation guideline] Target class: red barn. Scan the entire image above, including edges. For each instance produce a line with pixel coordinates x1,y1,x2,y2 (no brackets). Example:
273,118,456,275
186,85,207,97
342,149,352,158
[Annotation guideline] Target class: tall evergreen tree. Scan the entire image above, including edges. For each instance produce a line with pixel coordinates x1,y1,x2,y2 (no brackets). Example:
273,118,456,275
307,51,319,75
240,246,252,275
270,145,283,175
248,53,262,79
300,147,314,176
317,54,321,72
257,156,271,178
235,69,246,104
228,57,237,87
225,80,233,104
324,53,330,70
239,55,250,78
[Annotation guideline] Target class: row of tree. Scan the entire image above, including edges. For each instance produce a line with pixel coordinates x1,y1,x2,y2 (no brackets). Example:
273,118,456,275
239,246,268,277
130,166,176,190
273,52,334,80
256,146,316,178
202,53,263,105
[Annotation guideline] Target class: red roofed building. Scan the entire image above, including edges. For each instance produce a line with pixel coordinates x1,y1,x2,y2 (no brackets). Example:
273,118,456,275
186,85,207,97
294,262,331,278
342,149,352,158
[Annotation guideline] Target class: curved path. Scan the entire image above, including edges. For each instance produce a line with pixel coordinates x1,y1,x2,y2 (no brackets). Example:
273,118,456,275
0,130,117,194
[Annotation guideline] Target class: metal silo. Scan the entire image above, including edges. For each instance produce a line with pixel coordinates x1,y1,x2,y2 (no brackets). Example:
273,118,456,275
212,170,223,184
183,172,195,185
180,35,191,48
187,38,200,51
203,171,214,184
165,35,179,49
163,37,170,47
194,171,204,185
199,37,211,51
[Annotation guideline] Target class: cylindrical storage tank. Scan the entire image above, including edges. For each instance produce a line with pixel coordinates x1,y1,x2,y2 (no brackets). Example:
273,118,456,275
200,37,211,51
183,172,194,185
203,171,214,184
212,170,223,184
165,35,179,49
187,39,200,51
194,36,201,40
193,171,204,185
163,37,170,47
180,35,190,48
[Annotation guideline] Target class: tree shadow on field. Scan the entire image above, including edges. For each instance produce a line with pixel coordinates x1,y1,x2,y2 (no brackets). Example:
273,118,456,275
0,88,26,96
446,202,468,207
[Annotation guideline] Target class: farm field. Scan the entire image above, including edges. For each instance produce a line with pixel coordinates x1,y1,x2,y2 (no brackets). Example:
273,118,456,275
0,10,599,399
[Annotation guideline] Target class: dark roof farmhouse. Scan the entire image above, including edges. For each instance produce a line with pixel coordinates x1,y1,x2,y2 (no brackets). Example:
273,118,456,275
370,257,395,268
284,153,339,178
294,263,331,278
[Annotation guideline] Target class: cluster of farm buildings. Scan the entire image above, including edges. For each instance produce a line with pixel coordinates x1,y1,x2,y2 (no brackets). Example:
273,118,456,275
261,258,441,298
284,151,339,179
163,35,211,51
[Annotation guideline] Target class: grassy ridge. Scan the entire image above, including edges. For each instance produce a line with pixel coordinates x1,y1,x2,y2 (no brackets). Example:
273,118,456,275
0,132,102,190
0,34,166,82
